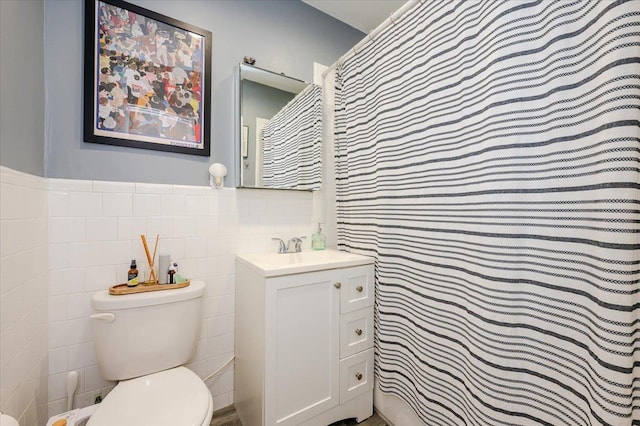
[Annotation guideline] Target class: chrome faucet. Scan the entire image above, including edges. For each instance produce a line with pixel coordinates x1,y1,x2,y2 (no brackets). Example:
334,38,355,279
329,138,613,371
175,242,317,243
287,236,306,253
272,236,306,253
272,238,287,254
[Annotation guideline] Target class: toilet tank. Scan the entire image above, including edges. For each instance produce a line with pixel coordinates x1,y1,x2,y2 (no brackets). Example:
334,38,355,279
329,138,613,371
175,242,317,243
91,280,205,381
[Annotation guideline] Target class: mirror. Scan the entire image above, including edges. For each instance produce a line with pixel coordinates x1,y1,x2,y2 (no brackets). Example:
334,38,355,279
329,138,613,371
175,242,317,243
238,63,322,191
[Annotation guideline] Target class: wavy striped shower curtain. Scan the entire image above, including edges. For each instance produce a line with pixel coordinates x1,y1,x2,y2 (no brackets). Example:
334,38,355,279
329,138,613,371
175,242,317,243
334,1,640,424
262,84,322,190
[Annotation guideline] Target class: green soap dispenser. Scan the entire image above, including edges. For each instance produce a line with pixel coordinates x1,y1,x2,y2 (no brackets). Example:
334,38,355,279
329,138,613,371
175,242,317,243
312,223,326,250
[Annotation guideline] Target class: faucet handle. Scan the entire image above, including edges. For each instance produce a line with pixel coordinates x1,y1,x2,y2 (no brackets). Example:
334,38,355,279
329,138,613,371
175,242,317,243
272,238,286,254
292,236,307,252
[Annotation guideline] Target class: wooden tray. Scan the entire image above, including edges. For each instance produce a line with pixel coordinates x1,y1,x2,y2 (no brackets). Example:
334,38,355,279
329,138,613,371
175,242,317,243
109,280,190,295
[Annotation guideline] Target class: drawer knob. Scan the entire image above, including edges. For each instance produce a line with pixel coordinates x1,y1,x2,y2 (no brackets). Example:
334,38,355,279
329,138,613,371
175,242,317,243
334,282,342,289
355,328,363,336
355,372,363,381
356,285,363,293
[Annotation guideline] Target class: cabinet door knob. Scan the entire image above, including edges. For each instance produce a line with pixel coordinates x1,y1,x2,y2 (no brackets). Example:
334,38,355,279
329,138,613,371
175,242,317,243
355,372,363,381
355,328,363,336
356,285,363,292
334,282,342,289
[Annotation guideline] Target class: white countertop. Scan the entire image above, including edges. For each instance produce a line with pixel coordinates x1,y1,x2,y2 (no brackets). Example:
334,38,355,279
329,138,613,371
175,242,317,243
236,249,374,277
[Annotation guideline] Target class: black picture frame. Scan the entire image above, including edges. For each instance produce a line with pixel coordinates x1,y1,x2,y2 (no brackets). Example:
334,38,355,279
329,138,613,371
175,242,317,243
84,0,212,156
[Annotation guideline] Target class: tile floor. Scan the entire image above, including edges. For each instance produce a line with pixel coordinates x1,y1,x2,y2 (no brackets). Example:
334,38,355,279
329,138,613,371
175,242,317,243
210,405,388,426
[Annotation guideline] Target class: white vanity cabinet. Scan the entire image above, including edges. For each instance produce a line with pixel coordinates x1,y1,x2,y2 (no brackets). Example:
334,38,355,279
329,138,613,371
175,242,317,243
235,250,375,426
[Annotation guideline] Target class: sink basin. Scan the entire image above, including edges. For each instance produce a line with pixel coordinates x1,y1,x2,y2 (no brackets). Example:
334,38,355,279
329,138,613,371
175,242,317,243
236,249,374,277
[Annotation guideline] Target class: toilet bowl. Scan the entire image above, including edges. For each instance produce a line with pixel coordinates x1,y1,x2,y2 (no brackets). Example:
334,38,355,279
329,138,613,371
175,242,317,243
88,367,212,426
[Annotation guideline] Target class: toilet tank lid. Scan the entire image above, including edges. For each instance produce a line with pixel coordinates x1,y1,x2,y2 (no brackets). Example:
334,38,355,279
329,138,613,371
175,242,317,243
92,280,204,310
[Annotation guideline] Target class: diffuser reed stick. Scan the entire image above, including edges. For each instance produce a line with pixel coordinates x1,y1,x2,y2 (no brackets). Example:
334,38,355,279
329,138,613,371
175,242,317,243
140,234,158,284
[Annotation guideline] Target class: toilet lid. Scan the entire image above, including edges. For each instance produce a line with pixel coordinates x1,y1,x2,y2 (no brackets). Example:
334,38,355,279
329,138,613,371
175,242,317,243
87,367,212,426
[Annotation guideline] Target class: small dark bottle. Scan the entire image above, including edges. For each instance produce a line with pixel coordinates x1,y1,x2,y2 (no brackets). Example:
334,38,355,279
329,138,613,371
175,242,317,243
127,259,139,287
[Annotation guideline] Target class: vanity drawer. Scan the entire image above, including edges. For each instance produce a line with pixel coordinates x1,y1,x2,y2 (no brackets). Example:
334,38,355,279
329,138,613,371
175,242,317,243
338,265,374,314
340,308,374,358
339,348,374,404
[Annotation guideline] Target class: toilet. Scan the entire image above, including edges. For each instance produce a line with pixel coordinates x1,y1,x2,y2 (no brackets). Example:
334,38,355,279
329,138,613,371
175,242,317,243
85,280,212,426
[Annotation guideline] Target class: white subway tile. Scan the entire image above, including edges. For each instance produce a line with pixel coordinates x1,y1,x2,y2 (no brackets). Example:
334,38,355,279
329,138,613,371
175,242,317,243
160,239,185,260
195,337,217,360
217,333,234,354
202,297,220,318
218,294,234,315
48,295,67,322
85,217,117,241
133,193,161,217
48,348,68,375
117,217,147,240
185,238,207,259
135,182,169,194
49,217,85,243
102,193,133,217
67,242,102,268
83,265,117,292
196,257,218,278
48,372,69,401
49,268,84,296
92,180,135,193
196,215,218,236
207,314,230,337
0,185,27,220
186,196,210,217
49,243,70,270
101,240,132,266
206,238,230,257
0,255,19,296
161,194,186,217
67,343,97,370
48,178,92,192
146,217,172,239
67,293,91,320
69,192,102,217
172,217,197,238
172,185,211,196
218,370,234,394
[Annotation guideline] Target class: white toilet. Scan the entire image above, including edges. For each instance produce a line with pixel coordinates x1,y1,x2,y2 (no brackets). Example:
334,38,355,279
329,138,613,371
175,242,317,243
86,280,213,426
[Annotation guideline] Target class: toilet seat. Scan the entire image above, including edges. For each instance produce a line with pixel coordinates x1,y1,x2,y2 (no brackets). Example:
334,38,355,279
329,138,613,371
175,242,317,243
87,366,213,426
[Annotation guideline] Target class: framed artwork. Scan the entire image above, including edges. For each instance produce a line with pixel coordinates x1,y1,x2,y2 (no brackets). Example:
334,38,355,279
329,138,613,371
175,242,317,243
242,125,249,158
84,0,212,156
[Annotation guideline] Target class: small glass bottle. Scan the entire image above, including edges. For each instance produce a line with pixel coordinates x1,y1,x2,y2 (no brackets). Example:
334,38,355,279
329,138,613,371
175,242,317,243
127,259,139,287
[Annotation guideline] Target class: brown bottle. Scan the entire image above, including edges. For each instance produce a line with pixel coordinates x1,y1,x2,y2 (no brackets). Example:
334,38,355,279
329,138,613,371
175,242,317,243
127,259,139,287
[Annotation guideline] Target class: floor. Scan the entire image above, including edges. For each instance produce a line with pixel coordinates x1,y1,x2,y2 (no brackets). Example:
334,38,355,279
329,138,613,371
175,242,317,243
210,405,388,426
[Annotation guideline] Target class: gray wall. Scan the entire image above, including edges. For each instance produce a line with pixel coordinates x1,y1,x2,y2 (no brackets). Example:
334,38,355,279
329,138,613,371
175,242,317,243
1,0,45,176
44,0,363,186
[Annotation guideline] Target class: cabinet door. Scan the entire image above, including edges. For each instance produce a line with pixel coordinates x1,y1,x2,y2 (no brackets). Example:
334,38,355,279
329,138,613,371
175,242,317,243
265,270,341,425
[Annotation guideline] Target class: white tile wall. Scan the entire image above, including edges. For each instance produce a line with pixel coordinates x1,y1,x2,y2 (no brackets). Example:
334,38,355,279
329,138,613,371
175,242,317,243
0,166,49,426
46,178,333,417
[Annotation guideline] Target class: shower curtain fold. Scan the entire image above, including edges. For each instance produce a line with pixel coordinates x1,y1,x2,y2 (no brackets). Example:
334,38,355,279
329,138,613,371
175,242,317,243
262,84,322,190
